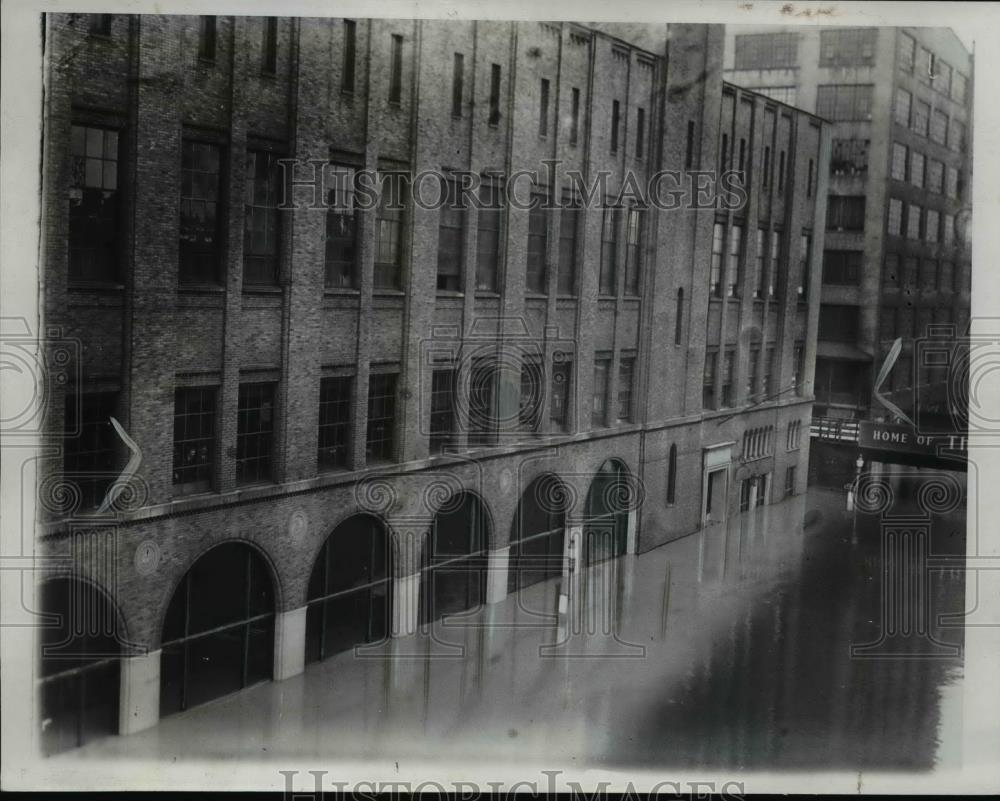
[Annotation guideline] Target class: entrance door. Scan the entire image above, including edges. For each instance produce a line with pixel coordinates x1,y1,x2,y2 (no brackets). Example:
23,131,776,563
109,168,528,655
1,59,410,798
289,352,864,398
704,467,728,524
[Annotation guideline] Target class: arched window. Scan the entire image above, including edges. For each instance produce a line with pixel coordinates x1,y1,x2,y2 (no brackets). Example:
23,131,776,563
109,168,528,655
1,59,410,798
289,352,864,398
674,288,684,345
420,492,490,624
666,444,677,505
38,577,122,755
583,459,631,565
306,514,392,664
509,473,568,593
160,543,275,717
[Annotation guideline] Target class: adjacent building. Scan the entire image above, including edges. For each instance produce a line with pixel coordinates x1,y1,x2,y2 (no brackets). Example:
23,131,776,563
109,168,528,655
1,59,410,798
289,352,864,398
722,26,973,484
37,15,827,754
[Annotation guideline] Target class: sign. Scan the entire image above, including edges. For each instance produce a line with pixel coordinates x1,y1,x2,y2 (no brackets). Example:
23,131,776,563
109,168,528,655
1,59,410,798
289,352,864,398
858,422,967,461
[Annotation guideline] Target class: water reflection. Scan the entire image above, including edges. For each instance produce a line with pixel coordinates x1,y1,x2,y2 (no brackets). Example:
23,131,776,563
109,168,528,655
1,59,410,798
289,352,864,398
60,480,965,772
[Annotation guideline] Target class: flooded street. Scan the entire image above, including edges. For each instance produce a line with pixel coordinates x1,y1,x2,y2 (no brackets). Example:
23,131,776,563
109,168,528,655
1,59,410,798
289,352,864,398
54,481,966,773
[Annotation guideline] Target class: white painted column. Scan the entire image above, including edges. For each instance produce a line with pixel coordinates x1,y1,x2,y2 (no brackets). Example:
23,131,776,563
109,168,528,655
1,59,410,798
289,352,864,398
273,606,307,681
392,572,420,636
486,546,510,604
118,649,160,735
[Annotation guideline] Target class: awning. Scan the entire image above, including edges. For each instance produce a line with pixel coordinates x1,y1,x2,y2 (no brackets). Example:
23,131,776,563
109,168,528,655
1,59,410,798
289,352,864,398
816,341,873,362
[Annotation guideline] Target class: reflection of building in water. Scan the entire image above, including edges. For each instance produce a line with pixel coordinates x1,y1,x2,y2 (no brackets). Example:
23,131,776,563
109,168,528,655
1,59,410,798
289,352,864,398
38,15,828,755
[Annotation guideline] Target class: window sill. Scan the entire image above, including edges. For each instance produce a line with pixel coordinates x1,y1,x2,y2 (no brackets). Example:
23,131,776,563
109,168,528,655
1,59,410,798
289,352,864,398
556,294,578,300
172,486,216,500
474,291,501,299
373,289,406,298
597,294,617,301
178,283,225,294
524,292,548,300
324,287,360,296
243,285,283,295
68,281,124,292
436,290,464,299
197,57,216,67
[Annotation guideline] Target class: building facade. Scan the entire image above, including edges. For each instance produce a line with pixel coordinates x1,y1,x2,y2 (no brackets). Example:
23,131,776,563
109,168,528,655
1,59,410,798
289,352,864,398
722,26,973,483
37,15,827,754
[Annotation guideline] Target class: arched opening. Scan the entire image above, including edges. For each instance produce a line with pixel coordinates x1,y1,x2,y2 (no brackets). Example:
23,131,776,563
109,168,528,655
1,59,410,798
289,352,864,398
508,473,568,593
583,459,631,565
38,577,122,755
160,542,275,717
420,492,489,624
305,514,392,663
667,444,678,505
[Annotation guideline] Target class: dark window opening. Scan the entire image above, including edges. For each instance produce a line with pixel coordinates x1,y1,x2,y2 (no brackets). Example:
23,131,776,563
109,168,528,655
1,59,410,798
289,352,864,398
236,382,275,485
388,34,403,104
342,20,357,92
173,386,216,494
366,372,397,462
436,177,464,292
198,16,217,61
324,165,359,289
318,375,352,470
69,124,120,283
262,17,277,75
243,148,281,285
180,140,222,284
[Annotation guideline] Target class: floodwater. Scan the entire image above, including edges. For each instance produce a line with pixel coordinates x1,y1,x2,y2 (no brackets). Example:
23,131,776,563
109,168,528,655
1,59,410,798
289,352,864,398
55,479,967,772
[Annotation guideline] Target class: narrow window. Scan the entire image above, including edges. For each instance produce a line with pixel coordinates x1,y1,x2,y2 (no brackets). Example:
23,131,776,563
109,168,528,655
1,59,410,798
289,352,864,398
173,387,217,494
592,356,611,427
674,289,684,345
709,222,724,297
526,191,549,293
475,179,502,292
436,177,464,292
519,360,543,432
342,20,357,93
636,107,646,159
429,369,456,454
69,124,120,283
624,207,643,296
557,194,579,295
721,133,729,173
807,158,814,197
374,172,407,290
262,17,277,75
616,357,636,421
727,224,742,297
236,383,275,485
539,78,550,137
702,351,717,409
243,149,281,285
388,34,403,104
451,53,464,118
721,349,735,407
755,229,766,298
325,165,359,289
488,64,501,126
763,147,771,188
666,444,677,505
738,138,746,173
63,392,119,510
599,206,619,295
550,358,572,430
89,14,112,36
366,373,397,462
611,100,620,154
198,16,217,62
180,140,222,285
778,150,786,191
318,376,352,469
469,358,497,446
570,88,580,146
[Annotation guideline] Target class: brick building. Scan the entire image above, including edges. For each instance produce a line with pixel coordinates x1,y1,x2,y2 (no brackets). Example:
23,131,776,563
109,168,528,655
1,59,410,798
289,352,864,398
37,15,827,754
722,26,973,484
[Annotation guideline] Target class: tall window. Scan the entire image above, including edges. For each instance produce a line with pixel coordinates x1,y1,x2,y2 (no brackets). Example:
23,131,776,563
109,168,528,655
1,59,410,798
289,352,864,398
777,151,786,192
930,109,948,145
610,100,620,154
325,164,359,289
488,64,501,126
950,120,966,153
755,229,766,298
826,196,866,231
569,87,580,146
519,360,543,432
180,140,222,284
616,356,635,422
946,166,959,198
374,172,406,290
236,383,275,485
429,369,455,454
762,346,776,397
366,372,397,461
898,32,916,72
702,351,717,409
733,32,798,69
318,375,351,470
342,20,357,92
592,356,611,427
927,159,944,194
721,349,735,408
894,88,911,127
816,84,873,121
798,232,811,297
912,99,930,136
451,53,464,118
785,465,797,497
709,222,724,298
173,387,216,494
558,195,580,295
770,230,782,298
792,344,805,394
819,28,876,66
69,124,120,283
526,192,549,293
906,203,921,240
952,73,968,105
747,348,760,397
262,17,277,75
538,78,550,137
437,177,464,291
910,151,925,188
468,358,496,446
674,289,684,345
550,359,571,430
635,107,646,159
727,224,742,297
891,142,907,181
888,198,903,236
599,206,619,295
198,16,217,61
624,207,643,296
666,444,677,505
243,149,281,285
476,179,502,292
388,34,403,104
925,209,940,243
63,392,118,511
